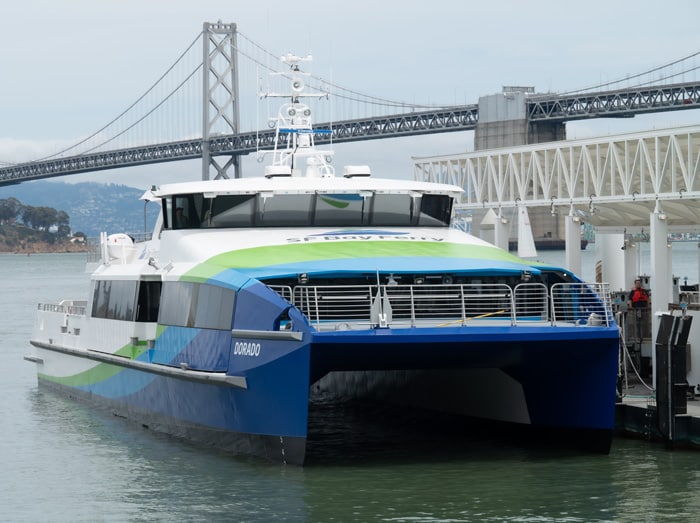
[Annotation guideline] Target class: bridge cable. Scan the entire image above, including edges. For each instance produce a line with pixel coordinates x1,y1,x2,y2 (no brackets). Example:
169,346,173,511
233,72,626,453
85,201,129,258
555,50,700,96
237,31,450,110
33,32,202,161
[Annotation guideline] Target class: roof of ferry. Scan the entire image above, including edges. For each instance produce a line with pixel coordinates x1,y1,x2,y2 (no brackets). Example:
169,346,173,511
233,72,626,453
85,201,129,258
152,175,464,198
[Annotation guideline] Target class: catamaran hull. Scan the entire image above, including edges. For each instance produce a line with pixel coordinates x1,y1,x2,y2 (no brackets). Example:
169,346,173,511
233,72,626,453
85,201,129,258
31,321,619,463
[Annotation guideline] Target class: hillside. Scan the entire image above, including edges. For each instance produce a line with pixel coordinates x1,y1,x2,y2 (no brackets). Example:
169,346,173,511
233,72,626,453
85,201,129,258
0,181,160,238
0,223,87,253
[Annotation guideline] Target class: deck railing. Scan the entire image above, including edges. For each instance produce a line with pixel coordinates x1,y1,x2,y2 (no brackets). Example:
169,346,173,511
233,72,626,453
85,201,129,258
37,300,87,316
268,282,613,329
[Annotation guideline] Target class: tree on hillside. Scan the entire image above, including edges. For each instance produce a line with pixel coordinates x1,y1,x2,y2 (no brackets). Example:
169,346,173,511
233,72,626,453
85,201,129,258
0,197,21,224
21,205,58,231
56,210,71,237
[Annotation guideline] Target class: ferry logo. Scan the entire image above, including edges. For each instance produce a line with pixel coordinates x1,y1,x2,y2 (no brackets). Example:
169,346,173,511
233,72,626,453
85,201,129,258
286,230,443,242
308,229,408,237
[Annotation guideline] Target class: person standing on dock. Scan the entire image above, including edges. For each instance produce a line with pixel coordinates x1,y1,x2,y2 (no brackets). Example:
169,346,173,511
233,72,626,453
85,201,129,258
628,279,649,309
627,279,650,373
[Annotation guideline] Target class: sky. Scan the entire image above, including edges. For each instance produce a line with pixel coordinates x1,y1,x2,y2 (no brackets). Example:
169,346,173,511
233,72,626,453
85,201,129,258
0,0,699,189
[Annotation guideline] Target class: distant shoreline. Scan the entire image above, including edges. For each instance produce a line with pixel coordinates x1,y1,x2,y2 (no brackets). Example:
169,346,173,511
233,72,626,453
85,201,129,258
0,240,88,255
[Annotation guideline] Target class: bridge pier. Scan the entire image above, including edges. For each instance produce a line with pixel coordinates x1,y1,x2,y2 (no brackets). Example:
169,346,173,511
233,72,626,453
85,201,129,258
202,21,241,180
473,88,566,251
474,88,566,150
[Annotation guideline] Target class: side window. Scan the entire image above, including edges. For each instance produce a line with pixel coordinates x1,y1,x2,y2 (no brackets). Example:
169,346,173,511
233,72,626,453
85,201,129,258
158,282,235,330
91,280,138,321
195,285,236,330
159,282,197,327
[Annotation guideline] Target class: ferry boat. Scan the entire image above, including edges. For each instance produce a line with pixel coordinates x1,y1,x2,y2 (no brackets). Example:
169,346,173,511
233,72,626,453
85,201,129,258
27,54,620,464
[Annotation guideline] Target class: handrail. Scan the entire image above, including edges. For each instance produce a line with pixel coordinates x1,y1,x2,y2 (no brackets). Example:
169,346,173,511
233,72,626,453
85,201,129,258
268,282,613,329
37,301,87,316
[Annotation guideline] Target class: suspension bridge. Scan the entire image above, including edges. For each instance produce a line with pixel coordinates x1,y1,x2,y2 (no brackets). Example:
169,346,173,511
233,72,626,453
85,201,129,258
0,21,698,186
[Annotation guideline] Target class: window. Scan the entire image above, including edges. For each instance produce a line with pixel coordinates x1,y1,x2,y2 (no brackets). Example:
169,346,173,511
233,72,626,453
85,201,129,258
209,195,255,227
159,281,197,327
418,194,453,226
136,281,162,322
158,281,236,330
91,279,138,321
166,194,207,229
161,192,453,229
315,194,366,226
258,194,314,226
194,285,236,330
370,194,413,226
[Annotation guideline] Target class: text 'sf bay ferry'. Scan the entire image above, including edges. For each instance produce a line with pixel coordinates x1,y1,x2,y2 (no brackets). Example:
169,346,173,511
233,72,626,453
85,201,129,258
28,55,620,464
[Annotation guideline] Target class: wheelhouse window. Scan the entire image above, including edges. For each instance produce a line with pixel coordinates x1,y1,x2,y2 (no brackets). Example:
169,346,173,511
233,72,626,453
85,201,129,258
315,194,366,226
163,192,453,229
158,282,236,330
418,193,453,226
165,194,208,229
259,194,314,226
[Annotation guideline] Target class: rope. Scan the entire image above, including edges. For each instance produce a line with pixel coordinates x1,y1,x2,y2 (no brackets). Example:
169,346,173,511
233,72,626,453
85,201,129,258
618,312,655,395
437,310,506,327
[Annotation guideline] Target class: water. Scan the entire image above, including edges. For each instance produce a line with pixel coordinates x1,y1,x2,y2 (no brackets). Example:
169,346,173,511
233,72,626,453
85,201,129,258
3,252,700,523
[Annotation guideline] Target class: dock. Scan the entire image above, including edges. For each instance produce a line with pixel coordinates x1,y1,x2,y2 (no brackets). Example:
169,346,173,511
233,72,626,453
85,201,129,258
616,378,700,449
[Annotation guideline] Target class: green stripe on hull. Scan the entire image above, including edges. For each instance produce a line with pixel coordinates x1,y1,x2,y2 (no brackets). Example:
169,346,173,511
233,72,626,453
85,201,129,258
39,341,149,387
185,241,520,281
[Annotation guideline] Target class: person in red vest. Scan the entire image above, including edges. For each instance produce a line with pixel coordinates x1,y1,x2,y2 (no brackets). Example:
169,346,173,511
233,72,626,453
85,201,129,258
628,279,649,309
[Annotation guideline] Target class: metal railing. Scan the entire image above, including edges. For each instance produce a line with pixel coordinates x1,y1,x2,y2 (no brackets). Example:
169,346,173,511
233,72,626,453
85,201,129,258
37,300,87,316
268,282,613,329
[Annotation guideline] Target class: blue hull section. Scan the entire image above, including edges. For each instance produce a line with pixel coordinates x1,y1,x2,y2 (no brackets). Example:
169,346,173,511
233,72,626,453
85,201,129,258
50,339,312,464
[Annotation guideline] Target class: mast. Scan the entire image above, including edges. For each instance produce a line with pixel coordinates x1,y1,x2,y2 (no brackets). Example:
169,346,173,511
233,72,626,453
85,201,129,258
259,54,334,178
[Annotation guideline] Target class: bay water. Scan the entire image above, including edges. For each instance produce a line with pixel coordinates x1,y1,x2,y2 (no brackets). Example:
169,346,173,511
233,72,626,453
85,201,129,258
2,250,700,522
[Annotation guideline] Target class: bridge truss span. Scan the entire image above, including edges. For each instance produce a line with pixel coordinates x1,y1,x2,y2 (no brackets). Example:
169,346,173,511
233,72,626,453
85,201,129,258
414,125,700,227
0,107,478,185
527,81,700,121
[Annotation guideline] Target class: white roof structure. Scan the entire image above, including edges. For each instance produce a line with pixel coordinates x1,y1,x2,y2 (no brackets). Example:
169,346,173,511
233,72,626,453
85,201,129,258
154,176,464,198
413,124,700,229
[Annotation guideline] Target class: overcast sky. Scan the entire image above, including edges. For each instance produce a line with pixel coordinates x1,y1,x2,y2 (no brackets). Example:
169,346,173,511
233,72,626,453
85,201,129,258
1,0,699,189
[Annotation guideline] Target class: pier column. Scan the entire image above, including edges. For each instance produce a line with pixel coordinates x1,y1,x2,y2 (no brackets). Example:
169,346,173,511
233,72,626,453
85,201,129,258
494,211,509,252
479,208,497,245
650,208,670,387
564,213,582,278
596,233,626,291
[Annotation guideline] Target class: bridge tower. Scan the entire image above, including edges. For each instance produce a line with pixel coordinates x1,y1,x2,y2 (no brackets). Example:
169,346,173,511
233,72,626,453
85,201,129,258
201,21,241,180
474,86,565,150
474,87,566,242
